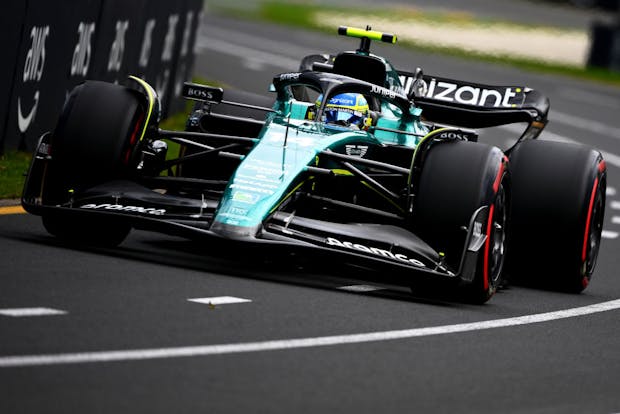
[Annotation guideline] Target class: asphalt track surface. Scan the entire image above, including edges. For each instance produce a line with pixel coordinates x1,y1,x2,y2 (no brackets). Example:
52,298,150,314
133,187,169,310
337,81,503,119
2,12,620,414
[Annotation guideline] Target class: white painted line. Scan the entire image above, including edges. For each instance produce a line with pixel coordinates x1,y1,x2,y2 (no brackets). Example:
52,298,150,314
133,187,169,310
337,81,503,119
608,187,617,196
500,124,620,169
3,299,620,367
196,36,298,70
611,201,620,210
612,216,620,225
551,110,620,140
602,230,619,239
0,307,67,317
539,130,620,170
557,88,620,110
188,296,251,306
338,285,385,293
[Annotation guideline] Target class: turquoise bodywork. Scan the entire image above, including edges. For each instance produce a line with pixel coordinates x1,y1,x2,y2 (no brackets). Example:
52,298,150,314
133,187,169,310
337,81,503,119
212,112,427,236
211,64,430,237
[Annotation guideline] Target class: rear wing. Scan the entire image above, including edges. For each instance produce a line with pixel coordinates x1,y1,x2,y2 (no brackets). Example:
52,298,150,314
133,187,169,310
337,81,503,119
398,71,549,139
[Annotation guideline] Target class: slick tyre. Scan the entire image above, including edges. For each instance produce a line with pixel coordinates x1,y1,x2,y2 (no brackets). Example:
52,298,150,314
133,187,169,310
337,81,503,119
413,140,509,304
42,81,145,246
506,139,606,293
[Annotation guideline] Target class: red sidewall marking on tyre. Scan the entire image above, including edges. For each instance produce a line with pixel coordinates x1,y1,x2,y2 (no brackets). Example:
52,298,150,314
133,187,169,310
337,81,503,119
483,203,495,291
582,176,600,263
124,113,144,165
484,157,507,291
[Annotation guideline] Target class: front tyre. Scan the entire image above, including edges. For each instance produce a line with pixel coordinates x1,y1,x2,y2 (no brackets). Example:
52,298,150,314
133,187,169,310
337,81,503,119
41,80,145,246
413,140,509,303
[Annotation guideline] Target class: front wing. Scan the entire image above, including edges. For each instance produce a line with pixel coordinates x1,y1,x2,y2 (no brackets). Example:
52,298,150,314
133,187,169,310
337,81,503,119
22,132,490,289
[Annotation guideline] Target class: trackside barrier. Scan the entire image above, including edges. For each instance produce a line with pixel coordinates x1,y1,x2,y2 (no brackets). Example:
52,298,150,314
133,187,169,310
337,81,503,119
588,22,620,71
0,0,204,154
0,1,28,156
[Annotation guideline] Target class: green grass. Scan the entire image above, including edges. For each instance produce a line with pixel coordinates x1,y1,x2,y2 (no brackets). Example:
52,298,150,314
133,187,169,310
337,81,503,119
0,151,32,199
217,1,620,88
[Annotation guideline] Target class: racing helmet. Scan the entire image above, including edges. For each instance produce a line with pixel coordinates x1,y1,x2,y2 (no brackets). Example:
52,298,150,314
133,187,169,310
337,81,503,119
316,93,370,129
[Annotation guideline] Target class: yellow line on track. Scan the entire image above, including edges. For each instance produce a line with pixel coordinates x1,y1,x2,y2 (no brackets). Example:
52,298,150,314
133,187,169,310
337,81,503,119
0,206,25,215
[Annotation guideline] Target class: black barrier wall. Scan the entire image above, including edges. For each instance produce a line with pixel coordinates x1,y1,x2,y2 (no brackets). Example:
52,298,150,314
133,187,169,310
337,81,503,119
0,0,203,154
90,0,149,85
0,1,28,154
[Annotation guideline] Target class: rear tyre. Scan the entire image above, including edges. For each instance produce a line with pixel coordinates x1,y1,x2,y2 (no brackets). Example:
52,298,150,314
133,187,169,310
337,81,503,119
506,139,606,293
42,81,145,246
413,140,509,303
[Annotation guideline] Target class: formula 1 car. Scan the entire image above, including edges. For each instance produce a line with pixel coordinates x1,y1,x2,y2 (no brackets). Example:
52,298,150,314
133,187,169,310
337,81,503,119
22,26,606,303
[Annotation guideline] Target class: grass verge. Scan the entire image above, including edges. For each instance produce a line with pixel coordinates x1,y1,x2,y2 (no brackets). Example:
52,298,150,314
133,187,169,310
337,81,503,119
0,151,31,199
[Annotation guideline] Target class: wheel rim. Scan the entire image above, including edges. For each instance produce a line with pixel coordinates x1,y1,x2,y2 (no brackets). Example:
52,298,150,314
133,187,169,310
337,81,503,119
487,184,507,288
583,183,604,281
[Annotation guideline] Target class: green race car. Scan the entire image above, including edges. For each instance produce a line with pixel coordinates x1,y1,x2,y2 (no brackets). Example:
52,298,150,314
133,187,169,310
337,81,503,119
22,26,606,303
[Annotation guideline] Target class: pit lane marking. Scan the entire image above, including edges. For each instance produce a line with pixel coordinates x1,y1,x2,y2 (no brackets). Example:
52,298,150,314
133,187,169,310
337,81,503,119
188,296,251,306
0,307,67,317
2,299,620,367
602,231,619,239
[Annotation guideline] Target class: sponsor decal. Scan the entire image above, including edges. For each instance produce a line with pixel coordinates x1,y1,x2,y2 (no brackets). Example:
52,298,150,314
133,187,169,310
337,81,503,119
233,178,278,190
425,79,521,108
232,191,260,204
161,14,179,63
326,237,426,268
71,22,95,77
218,213,251,222
438,131,476,141
139,19,156,69
329,96,355,106
107,20,129,73
279,72,301,81
230,183,274,195
180,11,194,58
236,173,280,184
345,144,368,157
387,76,407,96
18,25,49,133
371,84,396,99
219,206,251,222
229,206,248,216
473,221,483,238
17,92,39,134
36,141,51,157
182,83,223,102
80,204,165,215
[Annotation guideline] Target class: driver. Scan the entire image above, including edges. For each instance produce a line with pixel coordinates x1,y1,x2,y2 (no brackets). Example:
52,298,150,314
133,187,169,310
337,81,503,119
315,93,372,130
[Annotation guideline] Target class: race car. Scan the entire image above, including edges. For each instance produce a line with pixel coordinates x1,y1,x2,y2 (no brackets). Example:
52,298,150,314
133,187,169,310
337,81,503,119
21,26,606,303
